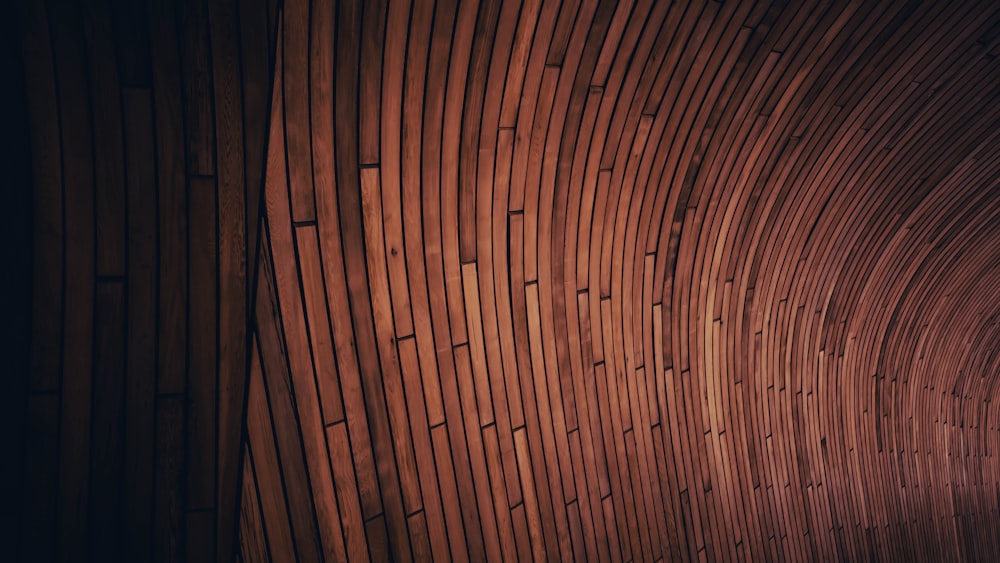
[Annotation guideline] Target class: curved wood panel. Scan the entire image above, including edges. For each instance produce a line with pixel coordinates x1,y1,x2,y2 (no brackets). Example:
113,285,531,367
243,1,1000,562
16,1,1000,562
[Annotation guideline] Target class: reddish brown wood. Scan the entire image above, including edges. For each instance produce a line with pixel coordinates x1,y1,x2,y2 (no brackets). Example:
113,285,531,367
18,0,1000,561
240,2,1000,561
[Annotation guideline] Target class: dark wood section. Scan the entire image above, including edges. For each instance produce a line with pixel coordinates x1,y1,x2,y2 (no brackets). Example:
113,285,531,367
16,0,277,561
2,8,35,557
243,1,1000,562
16,1,1000,562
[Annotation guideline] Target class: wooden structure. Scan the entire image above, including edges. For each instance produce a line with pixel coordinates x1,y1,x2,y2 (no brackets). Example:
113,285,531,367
13,1,1000,561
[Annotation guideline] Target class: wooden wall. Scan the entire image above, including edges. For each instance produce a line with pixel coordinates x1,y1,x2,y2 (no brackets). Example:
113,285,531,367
17,1,1000,562
17,0,277,561
241,1,1000,562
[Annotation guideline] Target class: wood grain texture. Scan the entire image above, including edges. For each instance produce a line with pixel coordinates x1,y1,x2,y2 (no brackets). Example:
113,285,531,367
17,0,1000,562
242,1,1000,562
17,0,276,560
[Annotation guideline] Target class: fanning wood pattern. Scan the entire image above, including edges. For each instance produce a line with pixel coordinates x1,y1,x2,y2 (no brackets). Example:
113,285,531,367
17,0,1000,562
242,1,1000,562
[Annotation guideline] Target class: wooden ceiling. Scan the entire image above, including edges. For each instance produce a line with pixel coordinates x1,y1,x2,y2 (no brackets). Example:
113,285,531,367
15,0,1000,562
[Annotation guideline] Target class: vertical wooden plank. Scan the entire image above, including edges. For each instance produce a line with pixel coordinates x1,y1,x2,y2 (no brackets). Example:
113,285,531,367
283,0,316,222
19,3,61,560
86,0,127,278
155,397,186,563
176,0,215,175
439,0,475,344
87,282,126,561
458,0,499,262
20,0,64,395
111,0,153,88
305,4,355,474
603,495,622,563
397,338,451,563
148,0,188,396
379,0,415,338
365,516,392,562
568,501,586,563
313,15,376,479
514,427,547,562
187,176,218,512
186,510,217,563
206,1,250,557
454,344,505,562
484,425,519,562
525,282,574,560
359,167,424,518
85,0,125,276
238,0,272,277
334,1,413,556
296,226,345,424
462,262,496,425
512,503,533,563
266,158,347,562
328,422,371,563
123,86,158,563
49,2,96,557
401,0,447,429
245,344,297,562
431,423,472,562
568,429,601,560
408,511,433,562
254,240,324,562
238,451,272,563
358,0,386,164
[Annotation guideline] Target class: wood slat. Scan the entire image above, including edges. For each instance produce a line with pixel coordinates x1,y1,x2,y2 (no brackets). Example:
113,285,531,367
17,0,277,560
19,1,1000,562
236,2,1000,561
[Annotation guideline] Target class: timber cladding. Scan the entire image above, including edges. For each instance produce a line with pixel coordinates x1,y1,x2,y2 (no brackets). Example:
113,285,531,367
15,1,1000,562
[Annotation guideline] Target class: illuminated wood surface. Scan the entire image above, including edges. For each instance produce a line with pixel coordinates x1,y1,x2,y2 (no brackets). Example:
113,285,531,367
18,1,1000,562
243,2,1000,561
